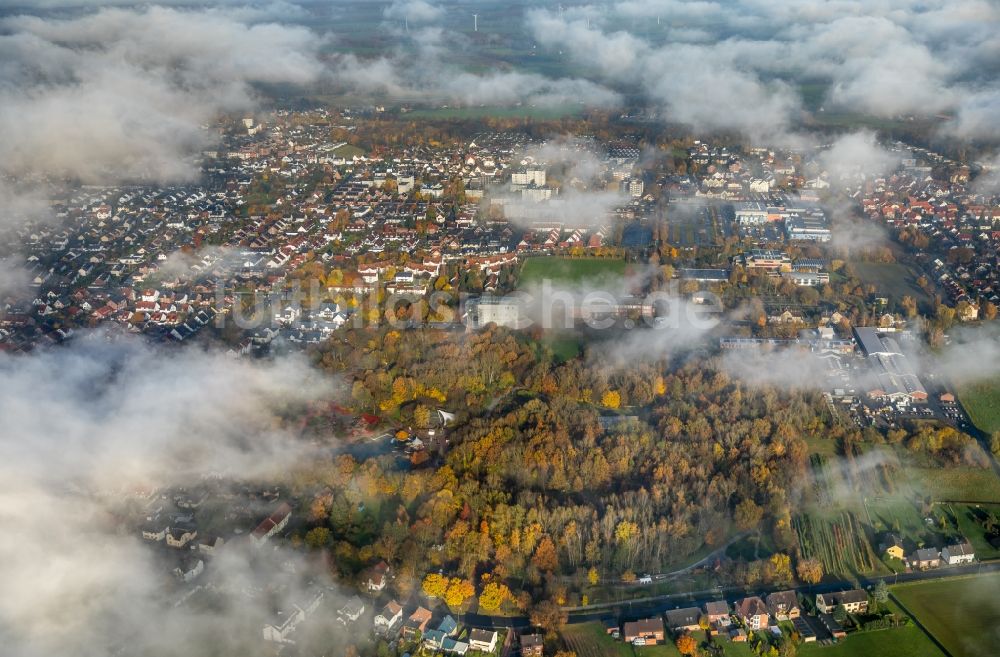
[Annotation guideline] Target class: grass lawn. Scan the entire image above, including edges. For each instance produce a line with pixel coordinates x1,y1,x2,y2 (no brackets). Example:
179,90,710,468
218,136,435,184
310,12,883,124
561,622,637,657
942,503,1000,559
519,256,626,287
905,467,1000,503
957,378,1000,435
330,143,365,159
851,261,931,307
798,624,946,657
541,332,583,363
561,624,757,657
866,496,929,540
893,573,1000,657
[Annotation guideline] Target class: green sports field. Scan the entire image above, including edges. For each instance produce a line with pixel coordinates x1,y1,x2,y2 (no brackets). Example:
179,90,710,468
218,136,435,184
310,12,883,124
519,257,626,287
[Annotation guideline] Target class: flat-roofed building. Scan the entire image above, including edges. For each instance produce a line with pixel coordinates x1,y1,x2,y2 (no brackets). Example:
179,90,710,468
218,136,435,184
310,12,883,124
785,215,832,242
853,327,928,404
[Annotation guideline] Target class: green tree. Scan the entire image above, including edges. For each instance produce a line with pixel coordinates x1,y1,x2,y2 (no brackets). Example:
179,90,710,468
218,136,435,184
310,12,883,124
872,579,889,609
304,527,331,549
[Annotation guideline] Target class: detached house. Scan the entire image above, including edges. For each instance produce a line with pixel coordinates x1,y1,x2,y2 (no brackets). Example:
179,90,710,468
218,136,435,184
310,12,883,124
337,596,366,625
366,560,391,591
816,590,868,615
374,600,403,634
879,533,905,560
468,629,498,652
910,548,941,570
665,607,702,632
622,618,665,646
705,600,732,632
251,502,292,547
766,591,801,620
521,633,544,657
734,597,769,630
941,541,975,565
401,606,433,638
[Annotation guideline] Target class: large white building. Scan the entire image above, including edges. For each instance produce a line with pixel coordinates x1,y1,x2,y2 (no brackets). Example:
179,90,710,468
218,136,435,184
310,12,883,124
785,215,832,242
511,167,546,187
782,270,830,286
853,327,928,404
471,296,523,328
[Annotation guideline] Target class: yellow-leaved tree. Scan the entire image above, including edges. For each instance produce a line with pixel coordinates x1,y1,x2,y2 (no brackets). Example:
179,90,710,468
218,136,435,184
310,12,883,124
421,573,448,598
478,581,511,612
601,390,621,408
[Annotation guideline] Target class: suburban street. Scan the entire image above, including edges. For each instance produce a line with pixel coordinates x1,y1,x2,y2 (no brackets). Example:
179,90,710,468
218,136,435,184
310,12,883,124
458,560,1000,630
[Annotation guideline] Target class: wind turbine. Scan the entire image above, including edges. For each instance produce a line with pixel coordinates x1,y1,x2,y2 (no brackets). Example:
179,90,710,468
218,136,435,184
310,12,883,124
472,13,478,32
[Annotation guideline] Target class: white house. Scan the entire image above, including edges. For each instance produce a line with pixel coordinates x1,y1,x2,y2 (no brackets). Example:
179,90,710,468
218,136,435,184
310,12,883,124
337,596,366,624
941,542,975,565
374,600,403,632
468,629,497,653
263,590,324,643
173,557,204,583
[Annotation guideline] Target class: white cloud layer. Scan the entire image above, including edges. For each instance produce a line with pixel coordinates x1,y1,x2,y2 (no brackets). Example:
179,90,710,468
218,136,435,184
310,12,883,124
0,334,344,657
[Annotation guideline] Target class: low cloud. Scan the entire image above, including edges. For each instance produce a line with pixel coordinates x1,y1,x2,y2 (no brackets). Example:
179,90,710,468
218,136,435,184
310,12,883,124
494,138,629,229
525,1,1000,143
719,347,833,391
928,325,1000,387
0,6,328,225
384,0,444,25
330,51,620,109
0,334,351,657
818,131,903,182
0,258,31,300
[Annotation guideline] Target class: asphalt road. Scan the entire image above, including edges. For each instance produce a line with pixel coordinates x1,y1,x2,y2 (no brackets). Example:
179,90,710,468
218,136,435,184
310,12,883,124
458,559,1000,630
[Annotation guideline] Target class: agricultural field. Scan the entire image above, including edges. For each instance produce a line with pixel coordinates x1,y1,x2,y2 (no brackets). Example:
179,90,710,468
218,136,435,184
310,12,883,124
798,441,1000,577
957,378,1000,435
893,573,1000,657
794,511,882,577
519,256,627,287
